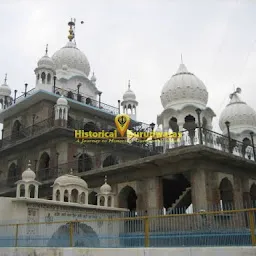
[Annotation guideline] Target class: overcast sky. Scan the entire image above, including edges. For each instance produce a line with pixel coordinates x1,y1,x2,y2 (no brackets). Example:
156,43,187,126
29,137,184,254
1,0,256,133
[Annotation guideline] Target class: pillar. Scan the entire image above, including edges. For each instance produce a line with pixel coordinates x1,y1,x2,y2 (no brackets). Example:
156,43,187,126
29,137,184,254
191,169,209,211
35,185,39,199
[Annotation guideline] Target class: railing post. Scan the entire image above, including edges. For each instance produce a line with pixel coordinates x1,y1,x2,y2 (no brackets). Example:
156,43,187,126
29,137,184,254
144,217,150,247
195,108,203,144
15,224,19,247
69,222,73,247
249,210,256,246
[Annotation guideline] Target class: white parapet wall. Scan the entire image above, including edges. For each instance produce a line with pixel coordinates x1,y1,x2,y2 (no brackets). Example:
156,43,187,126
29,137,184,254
0,247,256,255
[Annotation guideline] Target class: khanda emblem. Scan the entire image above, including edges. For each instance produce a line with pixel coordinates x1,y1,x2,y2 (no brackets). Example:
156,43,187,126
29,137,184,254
115,114,131,137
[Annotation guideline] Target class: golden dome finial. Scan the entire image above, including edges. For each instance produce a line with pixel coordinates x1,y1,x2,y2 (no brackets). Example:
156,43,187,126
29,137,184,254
68,18,75,42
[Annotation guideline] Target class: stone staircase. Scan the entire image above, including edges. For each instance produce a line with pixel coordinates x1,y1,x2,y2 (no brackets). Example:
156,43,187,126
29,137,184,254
168,187,191,213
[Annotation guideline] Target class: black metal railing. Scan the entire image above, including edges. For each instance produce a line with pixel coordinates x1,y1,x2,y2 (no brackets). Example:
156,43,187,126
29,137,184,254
55,87,119,115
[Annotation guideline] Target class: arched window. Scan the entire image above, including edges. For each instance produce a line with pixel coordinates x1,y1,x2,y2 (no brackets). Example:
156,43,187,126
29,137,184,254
100,196,105,206
78,154,93,172
88,192,97,205
8,163,18,185
11,120,22,140
71,189,79,203
41,72,46,84
127,104,132,114
37,74,40,81
80,192,85,204
64,190,69,202
56,190,60,201
47,73,51,84
108,196,112,207
169,117,178,132
103,155,118,167
38,152,50,181
83,122,98,132
20,184,25,197
29,184,35,198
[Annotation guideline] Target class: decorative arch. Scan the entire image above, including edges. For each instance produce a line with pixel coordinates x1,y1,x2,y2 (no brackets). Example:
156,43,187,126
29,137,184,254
8,163,18,185
71,189,79,203
41,72,46,84
83,122,98,132
56,190,60,201
88,191,97,205
80,192,86,204
118,185,137,211
78,154,93,172
11,120,22,139
64,189,69,202
47,222,100,247
47,73,51,84
20,184,25,197
108,196,112,207
242,137,251,157
28,184,35,198
38,152,50,180
100,196,105,206
169,117,178,132
103,155,119,167
219,177,234,210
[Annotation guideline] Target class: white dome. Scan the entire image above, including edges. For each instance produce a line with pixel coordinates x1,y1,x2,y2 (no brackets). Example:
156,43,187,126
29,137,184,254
52,41,90,77
37,54,55,70
22,162,36,182
0,81,11,97
219,93,256,134
100,177,112,194
57,95,68,105
161,63,208,109
54,173,88,189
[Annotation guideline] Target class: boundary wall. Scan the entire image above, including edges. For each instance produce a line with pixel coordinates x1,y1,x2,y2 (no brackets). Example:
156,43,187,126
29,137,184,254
0,247,256,255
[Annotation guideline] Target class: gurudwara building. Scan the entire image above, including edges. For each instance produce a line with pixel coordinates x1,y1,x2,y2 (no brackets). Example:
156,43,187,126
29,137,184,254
0,19,256,236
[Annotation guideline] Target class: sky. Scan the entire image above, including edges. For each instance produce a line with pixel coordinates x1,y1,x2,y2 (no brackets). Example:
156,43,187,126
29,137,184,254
1,0,256,133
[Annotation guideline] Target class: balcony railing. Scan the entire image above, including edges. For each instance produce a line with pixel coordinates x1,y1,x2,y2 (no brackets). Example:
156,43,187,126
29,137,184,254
1,127,256,194
1,86,119,116
54,87,119,115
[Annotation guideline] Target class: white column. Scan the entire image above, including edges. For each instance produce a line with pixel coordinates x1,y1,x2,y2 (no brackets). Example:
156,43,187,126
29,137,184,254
35,185,39,199
104,195,108,207
16,184,20,198
25,184,29,198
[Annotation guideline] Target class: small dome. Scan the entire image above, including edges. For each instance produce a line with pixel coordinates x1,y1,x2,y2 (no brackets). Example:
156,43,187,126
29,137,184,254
57,95,68,105
219,91,256,134
22,161,36,182
52,41,90,77
54,171,88,189
37,55,55,70
100,176,112,194
0,75,11,97
161,63,208,109
123,81,136,101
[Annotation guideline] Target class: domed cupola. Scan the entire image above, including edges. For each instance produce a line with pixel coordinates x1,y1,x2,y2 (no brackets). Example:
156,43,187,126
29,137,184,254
219,88,256,139
52,169,89,204
51,20,90,78
0,74,12,110
160,61,208,110
35,44,56,91
121,80,139,120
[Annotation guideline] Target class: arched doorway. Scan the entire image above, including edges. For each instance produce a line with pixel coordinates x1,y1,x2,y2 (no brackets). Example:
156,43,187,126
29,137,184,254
118,186,137,211
250,184,256,207
38,152,50,180
11,120,22,140
219,178,234,210
47,223,100,247
78,154,93,172
242,138,251,158
183,115,197,145
169,117,179,132
88,192,97,205
83,122,98,132
7,163,18,186
102,155,118,167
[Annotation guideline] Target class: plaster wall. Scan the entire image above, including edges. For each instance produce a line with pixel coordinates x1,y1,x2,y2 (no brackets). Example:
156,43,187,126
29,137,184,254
0,247,255,256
